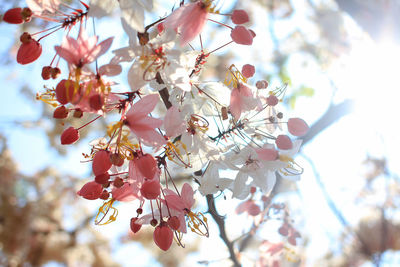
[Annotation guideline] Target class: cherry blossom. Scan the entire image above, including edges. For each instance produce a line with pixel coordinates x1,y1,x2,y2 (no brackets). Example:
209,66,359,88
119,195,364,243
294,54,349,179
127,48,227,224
124,94,166,147
55,27,113,69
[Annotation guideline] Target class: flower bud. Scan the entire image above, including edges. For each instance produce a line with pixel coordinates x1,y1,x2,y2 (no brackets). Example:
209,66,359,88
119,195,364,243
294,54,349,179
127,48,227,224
41,66,52,80
89,94,104,111
92,150,112,176
130,218,142,233
140,180,161,200
53,105,68,119
55,79,75,105
3,8,23,24
77,181,103,200
60,127,79,145
17,39,42,65
51,67,61,79
231,10,249,25
95,172,110,184
153,223,173,251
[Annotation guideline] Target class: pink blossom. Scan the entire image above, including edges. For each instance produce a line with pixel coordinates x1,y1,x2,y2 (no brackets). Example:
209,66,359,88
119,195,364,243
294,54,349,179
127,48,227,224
125,94,166,147
112,183,138,202
140,180,161,200
136,154,158,180
55,27,113,68
255,147,278,161
164,183,195,212
229,83,260,120
163,1,210,46
163,106,186,138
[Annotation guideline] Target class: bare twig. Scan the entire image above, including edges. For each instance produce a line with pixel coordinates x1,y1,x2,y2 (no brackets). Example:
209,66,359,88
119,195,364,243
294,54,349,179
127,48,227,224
206,194,241,267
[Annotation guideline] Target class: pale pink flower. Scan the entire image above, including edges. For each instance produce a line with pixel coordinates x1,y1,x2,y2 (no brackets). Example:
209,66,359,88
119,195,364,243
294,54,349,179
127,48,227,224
164,183,195,212
55,27,113,68
163,1,210,46
163,106,186,138
112,183,138,202
229,83,261,120
125,94,166,147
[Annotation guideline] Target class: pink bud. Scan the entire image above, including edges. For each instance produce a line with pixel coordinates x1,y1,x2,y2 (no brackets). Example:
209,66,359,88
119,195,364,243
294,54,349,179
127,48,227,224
275,135,293,150
153,224,173,251
231,26,254,45
266,95,279,106
92,150,112,176
130,217,142,233
248,203,261,216
167,216,180,231
136,154,157,179
17,39,42,65
242,64,255,78
55,79,75,105
287,118,309,136
61,127,79,145
77,181,103,200
3,8,23,24
140,180,161,200
231,9,250,24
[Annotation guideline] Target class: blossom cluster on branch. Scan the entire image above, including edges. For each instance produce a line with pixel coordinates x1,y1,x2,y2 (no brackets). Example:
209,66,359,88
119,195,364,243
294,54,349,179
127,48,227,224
4,0,309,254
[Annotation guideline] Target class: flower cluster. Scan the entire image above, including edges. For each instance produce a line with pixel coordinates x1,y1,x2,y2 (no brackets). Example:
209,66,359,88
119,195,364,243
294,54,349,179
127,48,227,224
4,0,309,251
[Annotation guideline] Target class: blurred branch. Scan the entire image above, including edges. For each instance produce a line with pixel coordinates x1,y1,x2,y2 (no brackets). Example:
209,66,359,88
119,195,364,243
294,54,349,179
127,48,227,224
301,99,355,146
206,195,241,267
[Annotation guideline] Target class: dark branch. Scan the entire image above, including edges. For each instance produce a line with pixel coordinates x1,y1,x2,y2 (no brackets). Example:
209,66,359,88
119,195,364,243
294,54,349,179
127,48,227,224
206,195,241,267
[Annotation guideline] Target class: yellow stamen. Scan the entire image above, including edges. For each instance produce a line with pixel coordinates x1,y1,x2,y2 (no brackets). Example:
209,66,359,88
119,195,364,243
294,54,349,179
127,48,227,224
224,64,247,88
187,211,209,237
165,141,191,168
95,199,118,225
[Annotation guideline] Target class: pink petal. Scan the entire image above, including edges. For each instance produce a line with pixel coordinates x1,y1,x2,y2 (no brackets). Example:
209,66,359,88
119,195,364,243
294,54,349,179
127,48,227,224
275,135,293,150
287,118,309,136
165,194,185,211
92,150,112,176
229,87,242,120
231,9,250,24
231,26,253,45
136,154,158,180
112,183,137,202
181,183,195,209
256,148,278,161
126,94,159,120
164,106,186,138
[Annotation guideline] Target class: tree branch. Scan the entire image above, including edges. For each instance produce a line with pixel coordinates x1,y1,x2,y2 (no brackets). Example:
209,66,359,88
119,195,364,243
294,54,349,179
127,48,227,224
206,194,241,267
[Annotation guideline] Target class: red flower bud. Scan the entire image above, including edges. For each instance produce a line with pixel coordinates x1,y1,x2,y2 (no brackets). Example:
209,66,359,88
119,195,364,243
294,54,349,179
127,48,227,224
154,223,173,251
92,150,112,176
95,172,110,184
55,79,75,105
17,39,42,65
140,180,161,200
130,217,142,233
53,105,68,119
77,181,103,200
3,8,23,24
60,127,79,145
